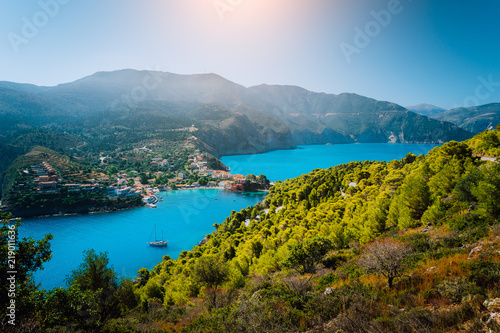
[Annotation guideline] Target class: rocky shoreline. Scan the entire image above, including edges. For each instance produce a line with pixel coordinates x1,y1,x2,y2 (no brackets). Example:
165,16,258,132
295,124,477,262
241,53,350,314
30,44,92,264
2,199,145,219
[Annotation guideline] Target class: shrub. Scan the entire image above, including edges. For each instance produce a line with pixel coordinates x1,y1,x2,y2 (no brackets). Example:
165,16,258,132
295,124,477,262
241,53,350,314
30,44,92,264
402,233,434,253
468,260,500,289
316,273,339,291
322,253,348,269
436,301,476,329
436,277,477,303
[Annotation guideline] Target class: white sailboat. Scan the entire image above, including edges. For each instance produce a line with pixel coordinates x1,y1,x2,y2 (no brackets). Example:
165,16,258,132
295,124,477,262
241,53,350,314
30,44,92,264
148,224,168,247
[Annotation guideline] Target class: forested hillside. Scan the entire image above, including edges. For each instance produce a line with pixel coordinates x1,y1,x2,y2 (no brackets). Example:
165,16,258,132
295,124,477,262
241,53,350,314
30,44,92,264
129,128,500,332
2,129,499,332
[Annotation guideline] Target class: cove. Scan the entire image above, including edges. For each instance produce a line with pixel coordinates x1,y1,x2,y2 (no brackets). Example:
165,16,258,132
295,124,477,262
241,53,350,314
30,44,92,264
19,189,266,290
220,143,439,181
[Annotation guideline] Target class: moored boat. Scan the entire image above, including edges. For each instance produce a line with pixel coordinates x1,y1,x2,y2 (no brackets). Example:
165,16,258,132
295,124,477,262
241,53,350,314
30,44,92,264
148,224,168,247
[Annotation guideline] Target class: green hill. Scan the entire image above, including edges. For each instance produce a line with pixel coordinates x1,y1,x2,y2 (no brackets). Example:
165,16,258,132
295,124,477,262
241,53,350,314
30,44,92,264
130,129,498,332
0,70,473,157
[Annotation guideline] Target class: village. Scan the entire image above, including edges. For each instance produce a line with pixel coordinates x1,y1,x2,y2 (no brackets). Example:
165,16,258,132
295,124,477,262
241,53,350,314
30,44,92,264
12,147,259,210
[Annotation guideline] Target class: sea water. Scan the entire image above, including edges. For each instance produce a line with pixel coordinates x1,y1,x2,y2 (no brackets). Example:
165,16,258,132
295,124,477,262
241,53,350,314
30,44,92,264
19,189,266,290
19,143,438,289
220,143,439,181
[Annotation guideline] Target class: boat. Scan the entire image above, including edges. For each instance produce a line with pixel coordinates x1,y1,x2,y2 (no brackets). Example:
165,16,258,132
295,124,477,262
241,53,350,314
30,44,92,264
148,225,168,247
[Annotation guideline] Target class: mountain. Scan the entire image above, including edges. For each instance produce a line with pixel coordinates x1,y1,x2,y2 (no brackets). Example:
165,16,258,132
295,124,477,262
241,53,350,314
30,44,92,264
244,85,470,144
2,70,473,143
430,103,500,133
406,103,446,117
0,70,475,183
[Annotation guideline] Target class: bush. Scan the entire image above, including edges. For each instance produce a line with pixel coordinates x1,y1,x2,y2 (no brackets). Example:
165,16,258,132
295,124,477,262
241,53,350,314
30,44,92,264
436,277,478,303
322,253,348,269
402,233,434,253
468,260,500,289
393,308,436,333
441,231,462,248
316,273,339,291
436,302,476,329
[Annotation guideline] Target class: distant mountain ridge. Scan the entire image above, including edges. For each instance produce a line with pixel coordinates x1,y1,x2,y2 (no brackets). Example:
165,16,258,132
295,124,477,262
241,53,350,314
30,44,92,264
430,103,500,133
406,103,446,117
1,70,473,146
0,69,481,171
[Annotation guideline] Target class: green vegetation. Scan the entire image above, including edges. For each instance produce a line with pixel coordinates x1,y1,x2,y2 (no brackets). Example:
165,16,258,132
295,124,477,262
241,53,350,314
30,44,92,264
0,213,53,328
1,136,235,217
3,129,500,332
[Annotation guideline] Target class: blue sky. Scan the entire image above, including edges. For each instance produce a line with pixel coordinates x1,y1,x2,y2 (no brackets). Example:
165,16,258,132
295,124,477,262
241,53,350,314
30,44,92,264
0,0,499,109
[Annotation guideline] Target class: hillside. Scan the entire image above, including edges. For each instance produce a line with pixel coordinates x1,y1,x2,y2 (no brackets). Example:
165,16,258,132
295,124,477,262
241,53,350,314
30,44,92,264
1,146,142,217
431,103,500,133
130,129,500,332
0,70,472,157
245,86,471,144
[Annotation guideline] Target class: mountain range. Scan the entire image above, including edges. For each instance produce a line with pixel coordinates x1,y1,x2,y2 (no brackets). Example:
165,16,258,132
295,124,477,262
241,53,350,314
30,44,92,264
1,69,499,188
406,103,446,117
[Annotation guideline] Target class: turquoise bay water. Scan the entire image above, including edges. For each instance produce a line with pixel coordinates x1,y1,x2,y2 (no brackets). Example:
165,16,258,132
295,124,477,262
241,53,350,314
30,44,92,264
19,143,439,290
19,190,266,290
221,143,439,181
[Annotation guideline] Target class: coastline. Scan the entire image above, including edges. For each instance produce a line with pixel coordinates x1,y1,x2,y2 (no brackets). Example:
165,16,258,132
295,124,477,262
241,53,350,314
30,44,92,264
7,187,269,219
3,199,145,219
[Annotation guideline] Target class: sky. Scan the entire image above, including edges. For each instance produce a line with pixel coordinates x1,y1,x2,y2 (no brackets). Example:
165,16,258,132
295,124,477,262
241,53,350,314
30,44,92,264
0,0,499,109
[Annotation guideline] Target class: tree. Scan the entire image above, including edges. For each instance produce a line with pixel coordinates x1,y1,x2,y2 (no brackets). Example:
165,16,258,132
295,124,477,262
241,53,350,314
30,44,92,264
192,255,230,310
357,238,412,288
127,178,135,187
66,249,120,321
107,165,118,176
251,240,264,258
199,176,209,186
246,174,257,182
137,267,150,287
1,213,53,325
402,174,431,220
473,163,500,219
192,255,229,289
257,174,270,187
283,236,332,273
66,249,118,291
139,173,149,185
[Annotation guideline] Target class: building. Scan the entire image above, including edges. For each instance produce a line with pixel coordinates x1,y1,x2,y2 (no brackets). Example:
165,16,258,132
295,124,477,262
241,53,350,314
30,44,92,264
38,181,57,191
219,181,232,189
38,175,50,182
64,184,81,192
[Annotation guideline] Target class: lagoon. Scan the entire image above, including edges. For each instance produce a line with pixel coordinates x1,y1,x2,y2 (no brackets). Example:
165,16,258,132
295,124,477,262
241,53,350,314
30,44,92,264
19,143,439,290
